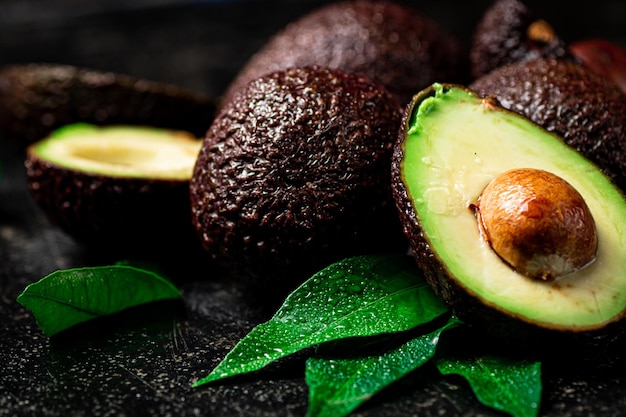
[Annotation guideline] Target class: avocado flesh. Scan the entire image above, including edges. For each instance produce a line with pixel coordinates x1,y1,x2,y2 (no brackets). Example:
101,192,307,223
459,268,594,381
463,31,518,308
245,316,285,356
399,83,626,331
30,123,202,180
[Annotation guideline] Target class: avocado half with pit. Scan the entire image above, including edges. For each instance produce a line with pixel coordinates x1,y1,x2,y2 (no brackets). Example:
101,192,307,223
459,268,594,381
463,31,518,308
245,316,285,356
25,123,203,256
391,83,626,352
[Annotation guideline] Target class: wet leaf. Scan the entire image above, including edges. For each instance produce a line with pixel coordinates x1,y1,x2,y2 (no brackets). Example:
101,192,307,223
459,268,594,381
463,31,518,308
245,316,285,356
16,265,181,337
305,316,461,417
193,254,447,387
436,354,542,417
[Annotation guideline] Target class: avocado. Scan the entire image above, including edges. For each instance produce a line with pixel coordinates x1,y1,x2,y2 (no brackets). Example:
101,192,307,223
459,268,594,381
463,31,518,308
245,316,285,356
190,66,406,291
391,83,626,352
25,123,203,256
569,38,626,94
470,0,573,79
0,63,215,150
220,0,468,107
469,58,626,192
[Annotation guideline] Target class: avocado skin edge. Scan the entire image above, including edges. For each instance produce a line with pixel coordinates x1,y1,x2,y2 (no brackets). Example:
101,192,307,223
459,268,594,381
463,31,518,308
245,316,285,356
390,83,626,359
24,152,202,258
0,63,216,149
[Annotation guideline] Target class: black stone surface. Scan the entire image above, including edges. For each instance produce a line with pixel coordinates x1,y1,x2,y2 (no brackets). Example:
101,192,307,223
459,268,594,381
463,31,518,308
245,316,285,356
2,1,626,416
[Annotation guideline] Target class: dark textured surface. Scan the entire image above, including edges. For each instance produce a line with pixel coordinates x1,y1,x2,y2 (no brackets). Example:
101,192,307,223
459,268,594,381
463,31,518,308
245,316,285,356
191,66,406,292
2,1,626,416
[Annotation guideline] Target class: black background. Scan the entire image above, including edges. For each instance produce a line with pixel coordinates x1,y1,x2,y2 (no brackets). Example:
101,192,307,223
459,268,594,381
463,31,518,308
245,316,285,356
2,1,626,416
0,0,624,98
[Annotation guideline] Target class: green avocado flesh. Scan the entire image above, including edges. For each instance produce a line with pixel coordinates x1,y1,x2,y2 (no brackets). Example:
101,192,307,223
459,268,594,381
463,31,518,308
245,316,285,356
29,123,202,180
401,83,626,330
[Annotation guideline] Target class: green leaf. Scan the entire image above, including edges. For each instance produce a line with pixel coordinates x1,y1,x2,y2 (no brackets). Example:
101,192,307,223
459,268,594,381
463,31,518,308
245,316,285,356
436,354,542,417
305,316,461,417
16,265,181,337
193,254,448,387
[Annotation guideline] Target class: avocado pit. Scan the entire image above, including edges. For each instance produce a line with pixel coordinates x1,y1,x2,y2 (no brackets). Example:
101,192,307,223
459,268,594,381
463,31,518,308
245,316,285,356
475,168,598,281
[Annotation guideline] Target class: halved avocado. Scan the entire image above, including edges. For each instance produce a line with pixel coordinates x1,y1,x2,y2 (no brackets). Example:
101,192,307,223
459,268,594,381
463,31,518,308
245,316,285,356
391,83,626,352
25,123,203,256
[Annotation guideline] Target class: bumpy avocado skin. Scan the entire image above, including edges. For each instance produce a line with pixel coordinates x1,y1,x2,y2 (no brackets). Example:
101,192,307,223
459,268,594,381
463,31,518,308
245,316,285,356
191,66,407,289
470,58,626,191
470,0,572,79
391,84,626,356
25,153,199,257
221,0,468,107
0,63,215,149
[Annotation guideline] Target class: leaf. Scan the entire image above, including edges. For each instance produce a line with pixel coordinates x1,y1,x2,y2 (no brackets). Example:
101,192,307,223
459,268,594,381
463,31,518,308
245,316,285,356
16,265,181,337
305,316,462,417
193,254,448,387
436,354,542,417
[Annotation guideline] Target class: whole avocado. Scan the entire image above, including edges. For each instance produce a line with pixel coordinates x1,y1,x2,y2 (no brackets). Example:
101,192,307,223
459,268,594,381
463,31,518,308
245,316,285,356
221,0,468,107
470,58,626,191
190,66,406,291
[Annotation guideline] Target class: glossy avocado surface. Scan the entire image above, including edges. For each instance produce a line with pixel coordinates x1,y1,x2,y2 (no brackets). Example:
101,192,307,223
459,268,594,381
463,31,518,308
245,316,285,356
191,66,407,291
392,83,626,353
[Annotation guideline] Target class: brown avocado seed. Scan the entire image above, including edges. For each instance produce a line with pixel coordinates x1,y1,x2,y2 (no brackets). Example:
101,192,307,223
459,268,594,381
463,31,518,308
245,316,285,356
475,168,598,281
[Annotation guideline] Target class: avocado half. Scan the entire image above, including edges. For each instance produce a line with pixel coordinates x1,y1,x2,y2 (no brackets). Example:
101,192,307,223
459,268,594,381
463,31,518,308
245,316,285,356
25,123,203,256
391,83,626,351
0,63,215,150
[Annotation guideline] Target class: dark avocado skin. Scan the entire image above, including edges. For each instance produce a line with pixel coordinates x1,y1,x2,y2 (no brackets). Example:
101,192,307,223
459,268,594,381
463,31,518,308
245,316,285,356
191,66,407,291
221,0,468,107
470,58,626,191
0,63,215,149
391,84,626,358
470,0,573,79
24,153,200,257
